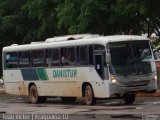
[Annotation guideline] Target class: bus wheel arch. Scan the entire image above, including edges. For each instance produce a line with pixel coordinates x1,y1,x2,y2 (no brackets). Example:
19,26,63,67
82,82,96,105
28,82,36,93
28,83,47,103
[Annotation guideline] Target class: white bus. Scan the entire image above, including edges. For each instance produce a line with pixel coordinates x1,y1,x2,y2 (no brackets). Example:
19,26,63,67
2,34,157,105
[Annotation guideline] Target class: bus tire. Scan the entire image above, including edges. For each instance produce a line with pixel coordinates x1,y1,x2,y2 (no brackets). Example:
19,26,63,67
61,97,76,103
85,85,96,105
29,85,39,104
124,94,135,105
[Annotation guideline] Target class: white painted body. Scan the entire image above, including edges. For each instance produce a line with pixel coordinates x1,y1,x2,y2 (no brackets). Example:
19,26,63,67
2,35,157,99
3,67,108,97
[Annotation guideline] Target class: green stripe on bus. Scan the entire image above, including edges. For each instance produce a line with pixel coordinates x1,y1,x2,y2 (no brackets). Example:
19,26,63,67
36,68,48,80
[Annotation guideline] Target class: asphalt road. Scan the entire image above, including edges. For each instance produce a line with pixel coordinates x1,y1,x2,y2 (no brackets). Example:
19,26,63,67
0,94,160,120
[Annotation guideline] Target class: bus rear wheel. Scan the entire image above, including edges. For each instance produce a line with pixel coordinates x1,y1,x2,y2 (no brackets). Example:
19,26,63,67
61,97,76,103
85,85,96,105
124,94,135,105
29,85,47,103
29,85,39,103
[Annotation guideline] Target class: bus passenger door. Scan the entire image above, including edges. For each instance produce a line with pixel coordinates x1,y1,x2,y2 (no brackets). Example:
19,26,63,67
94,53,104,79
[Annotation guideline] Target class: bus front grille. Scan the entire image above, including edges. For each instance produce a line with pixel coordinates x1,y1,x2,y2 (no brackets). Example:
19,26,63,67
124,80,150,87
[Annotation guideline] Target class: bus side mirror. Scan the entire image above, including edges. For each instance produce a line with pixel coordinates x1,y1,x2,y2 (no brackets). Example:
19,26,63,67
152,45,155,49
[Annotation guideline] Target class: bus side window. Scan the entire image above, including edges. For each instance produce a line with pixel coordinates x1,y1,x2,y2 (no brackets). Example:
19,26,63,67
18,52,23,67
32,50,44,67
61,48,68,66
80,46,87,65
89,45,94,65
46,49,52,67
5,52,18,68
76,46,80,65
68,47,76,66
18,51,30,68
52,48,60,66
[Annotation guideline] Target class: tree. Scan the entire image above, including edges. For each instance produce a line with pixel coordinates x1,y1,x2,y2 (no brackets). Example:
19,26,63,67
0,0,160,76
22,0,61,42
57,0,160,36
0,0,28,76
142,0,160,37
57,0,114,35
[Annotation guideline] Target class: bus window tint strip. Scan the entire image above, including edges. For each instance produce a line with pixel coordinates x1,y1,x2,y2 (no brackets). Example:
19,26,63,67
21,68,49,80
21,68,39,80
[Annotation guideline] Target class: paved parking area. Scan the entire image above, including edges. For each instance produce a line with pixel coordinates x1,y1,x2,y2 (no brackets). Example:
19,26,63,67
0,94,160,120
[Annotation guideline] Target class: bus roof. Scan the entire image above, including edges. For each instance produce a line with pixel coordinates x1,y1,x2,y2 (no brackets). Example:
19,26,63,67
3,35,149,52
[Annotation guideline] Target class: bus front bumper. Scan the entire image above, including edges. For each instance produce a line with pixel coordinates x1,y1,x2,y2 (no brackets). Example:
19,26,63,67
108,82,157,97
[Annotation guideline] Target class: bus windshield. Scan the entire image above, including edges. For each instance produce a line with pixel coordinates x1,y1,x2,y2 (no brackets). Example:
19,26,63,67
109,41,154,75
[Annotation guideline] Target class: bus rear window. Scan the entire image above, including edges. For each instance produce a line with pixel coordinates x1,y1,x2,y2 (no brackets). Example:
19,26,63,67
5,52,18,68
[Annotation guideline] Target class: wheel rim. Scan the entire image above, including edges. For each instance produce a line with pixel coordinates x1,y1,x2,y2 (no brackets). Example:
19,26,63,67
85,87,92,103
30,87,37,103
32,89,36,100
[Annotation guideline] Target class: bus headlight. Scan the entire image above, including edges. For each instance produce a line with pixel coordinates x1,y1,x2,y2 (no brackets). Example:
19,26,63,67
111,76,118,84
152,75,157,81
155,75,157,81
150,75,157,83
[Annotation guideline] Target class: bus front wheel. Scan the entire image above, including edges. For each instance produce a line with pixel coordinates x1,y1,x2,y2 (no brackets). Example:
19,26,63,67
84,85,96,105
29,85,39,103
124,94,135,105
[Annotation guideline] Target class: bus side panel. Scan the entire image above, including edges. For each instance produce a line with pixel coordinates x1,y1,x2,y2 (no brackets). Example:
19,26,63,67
3,70,28,95
36,68,82,97
86,69,108,98
3,67,109,98
36,67,108,98
36,81,81,97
